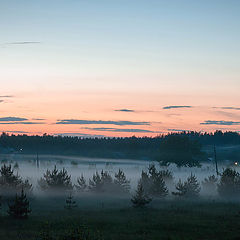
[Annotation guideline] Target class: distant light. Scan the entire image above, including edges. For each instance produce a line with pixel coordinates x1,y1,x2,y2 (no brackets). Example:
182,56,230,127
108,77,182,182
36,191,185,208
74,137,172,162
235,162,238,166
20,148,23,151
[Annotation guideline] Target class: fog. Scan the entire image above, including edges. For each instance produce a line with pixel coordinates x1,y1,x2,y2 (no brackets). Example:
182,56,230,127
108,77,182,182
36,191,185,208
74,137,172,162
1,153,238,199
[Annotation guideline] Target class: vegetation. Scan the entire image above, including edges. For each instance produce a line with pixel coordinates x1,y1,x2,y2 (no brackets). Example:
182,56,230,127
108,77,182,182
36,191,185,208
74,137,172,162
141,165,168,198
64,193,77,210
0,164,32,195
7,189,31,219
157,135,204,167
1,130,240,164
75,174,87,192
202,175,218,193
131,181,152,207
114,169,131,193
218,168,240,198
172,174,201,198
38,166,73,191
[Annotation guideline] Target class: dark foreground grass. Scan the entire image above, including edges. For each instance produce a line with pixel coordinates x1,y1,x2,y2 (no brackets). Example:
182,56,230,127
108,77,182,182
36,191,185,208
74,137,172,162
1,197,240,240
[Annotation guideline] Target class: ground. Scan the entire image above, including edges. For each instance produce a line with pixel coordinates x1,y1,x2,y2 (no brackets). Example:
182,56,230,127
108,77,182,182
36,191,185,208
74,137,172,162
1,196,240,240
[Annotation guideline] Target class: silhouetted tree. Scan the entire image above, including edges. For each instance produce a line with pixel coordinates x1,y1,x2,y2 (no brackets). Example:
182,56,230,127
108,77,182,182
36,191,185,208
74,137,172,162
75,174,87,192
0,164,32,194
114,169,130,193
89,170,114,193
38,166,73,191
172,174,201,198
89,172,103,193
64,193,77,210
157,136,204,167
202,175,218,193
218,168,240,198
8,189,31,219
140,165,168,198
131,181,152,207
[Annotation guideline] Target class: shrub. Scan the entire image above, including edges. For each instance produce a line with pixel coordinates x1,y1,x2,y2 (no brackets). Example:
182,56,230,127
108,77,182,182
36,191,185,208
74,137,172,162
75,174,87,192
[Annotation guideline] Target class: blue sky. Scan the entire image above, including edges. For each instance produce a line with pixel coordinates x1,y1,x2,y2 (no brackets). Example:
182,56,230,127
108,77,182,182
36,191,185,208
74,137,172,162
0,0,240,136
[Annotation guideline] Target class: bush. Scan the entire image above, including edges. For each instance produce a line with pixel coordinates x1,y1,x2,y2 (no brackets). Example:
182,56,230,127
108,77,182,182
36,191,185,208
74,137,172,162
75,174,87,192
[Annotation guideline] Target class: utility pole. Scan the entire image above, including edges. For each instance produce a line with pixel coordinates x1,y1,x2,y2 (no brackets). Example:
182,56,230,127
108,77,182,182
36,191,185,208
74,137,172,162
214,144,219,175
36,145,40,169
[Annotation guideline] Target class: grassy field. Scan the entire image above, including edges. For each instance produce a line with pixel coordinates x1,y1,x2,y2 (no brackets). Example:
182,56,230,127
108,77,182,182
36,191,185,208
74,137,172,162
1,196,240,240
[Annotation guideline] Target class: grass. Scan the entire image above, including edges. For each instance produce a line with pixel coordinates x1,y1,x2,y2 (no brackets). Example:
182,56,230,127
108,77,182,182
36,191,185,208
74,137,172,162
1,196,240,240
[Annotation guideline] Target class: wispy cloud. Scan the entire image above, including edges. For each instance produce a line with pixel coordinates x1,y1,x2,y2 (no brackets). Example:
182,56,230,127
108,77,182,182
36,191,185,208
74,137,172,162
5,41,41,45
214,107,240,111
0,100,3,103
168,129,190,132
32,118,46,121
114,109,135,112
163,106,192,110
200,120,240,126
84,127,155,133
2,130,29,134
55,133,106,138
0,117,28,122
56,119,150,126
0,122,44,125
0,95,14,98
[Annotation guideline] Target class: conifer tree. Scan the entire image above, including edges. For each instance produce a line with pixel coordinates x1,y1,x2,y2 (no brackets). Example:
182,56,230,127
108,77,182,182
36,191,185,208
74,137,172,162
202,175,218,193
0,164,32,194
64,193,77,210
38,165,73,191
8,189,31,219
89,172,103,192
172,174,200,198
131,181,152,207
114,169,130,193
75,174,87,192
218,168,240,198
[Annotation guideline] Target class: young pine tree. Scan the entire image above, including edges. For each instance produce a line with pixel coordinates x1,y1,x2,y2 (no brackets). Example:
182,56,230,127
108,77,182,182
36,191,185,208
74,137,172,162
75,174,87,192
64,193,77,210
131,181,152,208
89,172,103,193
114,169,130,193
218,168,240,198
38,165,73,191
172,174,201,198
8,189,31,219
202,175,218,193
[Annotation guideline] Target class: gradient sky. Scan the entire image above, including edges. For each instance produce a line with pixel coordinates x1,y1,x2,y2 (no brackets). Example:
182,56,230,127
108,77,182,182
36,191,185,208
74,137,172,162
1,0,240,137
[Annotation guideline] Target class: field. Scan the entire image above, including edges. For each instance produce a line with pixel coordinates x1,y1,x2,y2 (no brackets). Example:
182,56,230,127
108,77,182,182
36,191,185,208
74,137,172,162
1,154,240,240
1,197,240,240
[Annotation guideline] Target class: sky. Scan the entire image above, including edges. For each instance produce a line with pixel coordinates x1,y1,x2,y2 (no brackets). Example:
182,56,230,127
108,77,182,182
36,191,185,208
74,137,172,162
0,0,240,137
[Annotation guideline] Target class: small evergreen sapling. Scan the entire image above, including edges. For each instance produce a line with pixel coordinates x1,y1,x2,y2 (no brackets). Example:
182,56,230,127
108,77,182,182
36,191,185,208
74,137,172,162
202,175,218,193
131,181,152,207
114,169,130,193
172,173,201,198
218,168,240,198
75,174,87,192
64,193,77,210
38,165,73,191
8,189,31,219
